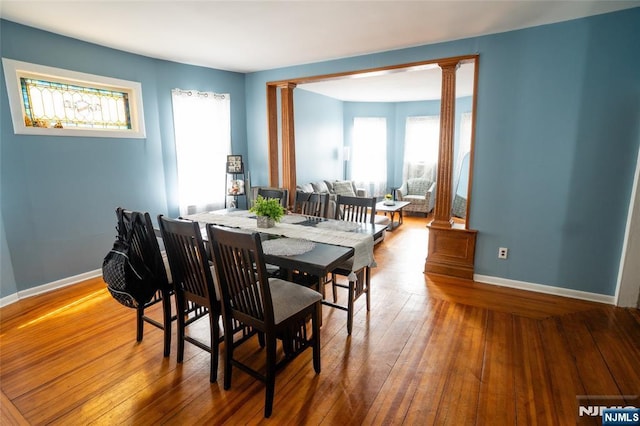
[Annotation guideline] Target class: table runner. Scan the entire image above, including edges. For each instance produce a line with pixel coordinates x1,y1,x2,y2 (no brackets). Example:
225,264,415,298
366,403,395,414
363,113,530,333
262,238,316,256
186,211,375,276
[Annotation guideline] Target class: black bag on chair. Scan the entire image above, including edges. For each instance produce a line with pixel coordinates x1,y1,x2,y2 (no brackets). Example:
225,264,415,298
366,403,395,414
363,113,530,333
102,213,157,308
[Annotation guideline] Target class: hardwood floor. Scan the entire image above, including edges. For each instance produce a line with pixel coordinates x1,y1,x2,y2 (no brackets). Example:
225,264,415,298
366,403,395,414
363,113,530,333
1,215,639,425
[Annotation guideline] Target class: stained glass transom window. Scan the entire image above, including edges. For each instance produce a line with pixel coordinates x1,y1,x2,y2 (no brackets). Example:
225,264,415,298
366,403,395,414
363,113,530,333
20,78,131,130
2,58,145,138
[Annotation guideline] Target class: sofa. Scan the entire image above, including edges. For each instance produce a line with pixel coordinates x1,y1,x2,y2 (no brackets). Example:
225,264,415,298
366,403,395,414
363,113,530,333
396,178,436,216
296,180,367,218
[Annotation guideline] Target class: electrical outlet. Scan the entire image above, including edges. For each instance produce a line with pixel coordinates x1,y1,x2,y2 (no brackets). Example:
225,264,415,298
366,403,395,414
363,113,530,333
498,247,508,259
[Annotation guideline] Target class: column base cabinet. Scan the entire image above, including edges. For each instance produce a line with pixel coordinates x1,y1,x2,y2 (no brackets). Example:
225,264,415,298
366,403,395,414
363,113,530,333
425,225,477,280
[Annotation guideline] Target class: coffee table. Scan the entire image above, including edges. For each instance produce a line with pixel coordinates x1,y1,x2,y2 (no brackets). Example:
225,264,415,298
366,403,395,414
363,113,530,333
375,200,410,230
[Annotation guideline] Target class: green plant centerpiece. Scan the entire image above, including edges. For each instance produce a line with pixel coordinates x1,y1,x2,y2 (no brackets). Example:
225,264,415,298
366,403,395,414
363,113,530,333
250,195,285,228
384,193,394,205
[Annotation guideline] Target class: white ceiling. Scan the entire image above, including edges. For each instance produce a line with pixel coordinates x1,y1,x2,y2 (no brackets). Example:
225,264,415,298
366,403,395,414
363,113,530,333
2,1,637,73
2,1,638,102
298,62,475,102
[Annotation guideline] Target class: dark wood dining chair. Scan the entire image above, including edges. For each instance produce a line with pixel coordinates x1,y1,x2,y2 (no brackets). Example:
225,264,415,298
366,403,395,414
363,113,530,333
116,207,173,357
257,187,289,208
329,195,377,334
293,191,329,218
335,194,376,224
158,215,222,383
207,224,322,418
256,187,290,277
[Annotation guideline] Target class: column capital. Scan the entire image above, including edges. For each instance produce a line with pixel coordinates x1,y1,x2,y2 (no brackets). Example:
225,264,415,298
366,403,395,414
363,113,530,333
438,58,462,71
278,82,297,90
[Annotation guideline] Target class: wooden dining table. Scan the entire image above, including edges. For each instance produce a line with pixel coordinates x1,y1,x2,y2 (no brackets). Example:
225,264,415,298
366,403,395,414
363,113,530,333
261,233,354,284
185,209,386,298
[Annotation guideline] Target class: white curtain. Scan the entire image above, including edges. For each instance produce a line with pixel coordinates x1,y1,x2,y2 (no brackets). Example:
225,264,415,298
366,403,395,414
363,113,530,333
171,89,230,216
403,115,440,182
453,112,473,191
352,117,387,197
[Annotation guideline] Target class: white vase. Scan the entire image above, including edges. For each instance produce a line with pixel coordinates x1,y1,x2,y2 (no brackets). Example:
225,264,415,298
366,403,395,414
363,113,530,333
256,216,275,228
384,199,395,206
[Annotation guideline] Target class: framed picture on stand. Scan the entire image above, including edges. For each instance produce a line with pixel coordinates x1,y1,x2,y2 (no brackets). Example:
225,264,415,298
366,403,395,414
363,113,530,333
227,179,245,195
227,155,243,174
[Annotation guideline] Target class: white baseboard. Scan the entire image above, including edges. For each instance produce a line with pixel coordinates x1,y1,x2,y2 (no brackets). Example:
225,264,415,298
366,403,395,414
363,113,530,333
0,293,19,307
2,270,616,308
0,269,103,308
474,274,616,305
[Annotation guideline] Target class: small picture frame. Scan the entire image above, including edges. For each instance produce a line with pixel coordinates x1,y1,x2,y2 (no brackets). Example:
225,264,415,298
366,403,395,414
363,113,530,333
227,155,243,174
227,179,245,195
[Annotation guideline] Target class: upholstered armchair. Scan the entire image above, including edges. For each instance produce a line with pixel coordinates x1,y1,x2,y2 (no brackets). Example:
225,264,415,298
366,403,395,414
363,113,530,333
396,178,436,216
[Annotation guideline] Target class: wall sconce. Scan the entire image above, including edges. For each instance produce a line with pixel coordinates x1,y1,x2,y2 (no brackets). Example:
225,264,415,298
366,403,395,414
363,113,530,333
343,146,350,179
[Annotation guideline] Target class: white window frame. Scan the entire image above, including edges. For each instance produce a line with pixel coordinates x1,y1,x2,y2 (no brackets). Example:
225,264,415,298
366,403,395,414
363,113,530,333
2,58,146,138
352,116,388,197
403,115,440,182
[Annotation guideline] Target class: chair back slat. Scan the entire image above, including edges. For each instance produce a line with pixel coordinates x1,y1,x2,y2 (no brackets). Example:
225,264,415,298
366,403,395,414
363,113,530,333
208,226,274,328
336,195,376,224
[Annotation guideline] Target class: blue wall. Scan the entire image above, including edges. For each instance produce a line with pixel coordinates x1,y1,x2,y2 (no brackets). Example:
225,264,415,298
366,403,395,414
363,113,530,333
0,20,246,296
294,89,343,183
2,8,639,299
245,8,640,296
293,93,473,191
470,10,639,295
